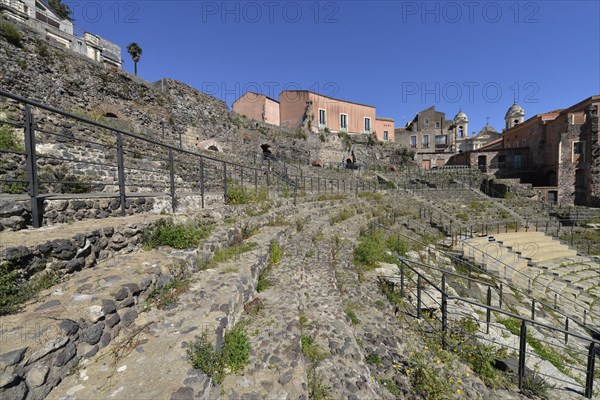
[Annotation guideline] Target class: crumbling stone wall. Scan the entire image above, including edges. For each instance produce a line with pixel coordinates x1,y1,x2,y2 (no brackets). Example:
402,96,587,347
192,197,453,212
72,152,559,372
0,21,404,172
588,105,600,206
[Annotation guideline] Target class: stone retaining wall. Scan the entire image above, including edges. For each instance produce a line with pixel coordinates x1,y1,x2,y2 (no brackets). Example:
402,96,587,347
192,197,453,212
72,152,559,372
0,197,156,232
0,209,290,400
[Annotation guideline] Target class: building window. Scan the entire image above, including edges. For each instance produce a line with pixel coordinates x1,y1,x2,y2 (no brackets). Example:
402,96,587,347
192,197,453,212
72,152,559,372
410,136,417,148
319,109,326,128
383,131,389,141
435,122,440,129
423,135,429,148
458,126,464,137
424,118,429,126
364,117,371,133
498,155,506,168
435,135,447,147
573,141,585,162
340,113,347,131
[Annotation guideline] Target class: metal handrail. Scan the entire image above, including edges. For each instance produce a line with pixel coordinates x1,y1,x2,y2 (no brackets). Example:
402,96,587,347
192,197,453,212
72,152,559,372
387,256,598,398
372,218,599,335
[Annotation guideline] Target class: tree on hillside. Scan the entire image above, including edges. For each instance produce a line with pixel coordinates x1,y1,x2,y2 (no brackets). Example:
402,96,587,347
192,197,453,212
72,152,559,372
48,0,73,21
127,42,143,76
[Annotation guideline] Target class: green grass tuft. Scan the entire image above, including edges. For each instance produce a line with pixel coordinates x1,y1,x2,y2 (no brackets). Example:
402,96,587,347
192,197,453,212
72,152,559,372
144,219,211,250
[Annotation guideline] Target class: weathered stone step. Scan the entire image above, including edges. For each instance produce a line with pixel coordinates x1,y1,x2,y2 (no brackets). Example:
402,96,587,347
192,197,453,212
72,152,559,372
46,224,290,400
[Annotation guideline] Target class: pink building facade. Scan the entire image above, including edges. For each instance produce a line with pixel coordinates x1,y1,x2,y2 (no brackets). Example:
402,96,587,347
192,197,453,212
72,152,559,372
233,90,394,137
279,91,375,134
375,118,395,142
232,92,280,126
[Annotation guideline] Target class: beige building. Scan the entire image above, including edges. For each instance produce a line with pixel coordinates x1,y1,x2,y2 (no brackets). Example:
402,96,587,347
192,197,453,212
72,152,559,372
232,92,280,126
0,0,122,69
375,118,395,142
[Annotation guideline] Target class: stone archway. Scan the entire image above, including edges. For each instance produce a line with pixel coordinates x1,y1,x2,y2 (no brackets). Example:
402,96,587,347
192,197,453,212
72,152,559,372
198,140,223,153
92,103,126,120
261,144,272,160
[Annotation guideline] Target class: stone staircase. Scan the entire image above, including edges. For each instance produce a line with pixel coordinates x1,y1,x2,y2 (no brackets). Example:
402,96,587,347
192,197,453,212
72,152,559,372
462,232,599,330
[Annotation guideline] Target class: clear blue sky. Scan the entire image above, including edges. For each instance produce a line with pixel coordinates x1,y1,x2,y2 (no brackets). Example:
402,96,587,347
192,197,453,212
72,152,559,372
67,0,599,134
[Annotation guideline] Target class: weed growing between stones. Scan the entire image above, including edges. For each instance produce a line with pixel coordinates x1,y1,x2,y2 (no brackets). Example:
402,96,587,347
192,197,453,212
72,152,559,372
497,317,571,379
266,214,287,226
358,192,382,202
147,276,190,310
188,330,223,383
521,372,550,399
269,240,282,265
298,311,331,398
198,241,257,270
299,314,330,399
353,229,409,281
408,350,451,400
246,203,270,217
378,279,407,311
256,266,271,292
143,219,211,250
0,19,23,47
227,183,269,205
366,353,382,366
315,193,346,202
345,306,360,325
0,262,60,315
254,240,281,292
295,218,305,232
0,124,24,151
188,322,250,384
329,206,355,225
377,378,402,397
3,171,27,194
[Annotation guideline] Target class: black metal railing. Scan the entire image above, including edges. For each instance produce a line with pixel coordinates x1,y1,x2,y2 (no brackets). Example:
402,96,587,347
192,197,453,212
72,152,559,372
371,221,599,336
380,256,599,398
0,90,378,228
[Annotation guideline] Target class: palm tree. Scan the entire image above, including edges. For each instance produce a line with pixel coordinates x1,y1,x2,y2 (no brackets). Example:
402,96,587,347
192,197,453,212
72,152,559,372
127,43,142,76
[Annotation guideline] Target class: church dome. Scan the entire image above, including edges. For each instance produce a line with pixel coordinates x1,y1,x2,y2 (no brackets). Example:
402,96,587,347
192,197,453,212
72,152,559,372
505,102,525,118
454,110,468,122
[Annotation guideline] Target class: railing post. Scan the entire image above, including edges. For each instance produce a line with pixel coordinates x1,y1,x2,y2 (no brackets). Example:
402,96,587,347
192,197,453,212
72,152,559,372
23,105,42,227
499,283,503,308
486,286,492,334
400,262,405,298
293,184,297,206
564,317,569,344
223,162,228,203
585,343,596,398
310,177,313,194
441,274,448,350
200,157,205,209
417,275,422,319
518,321,527,392
554,293,557,309
254,169,258,194
318,177,321,194
240,166,244,192
168,148,176,212
531,299,535,320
